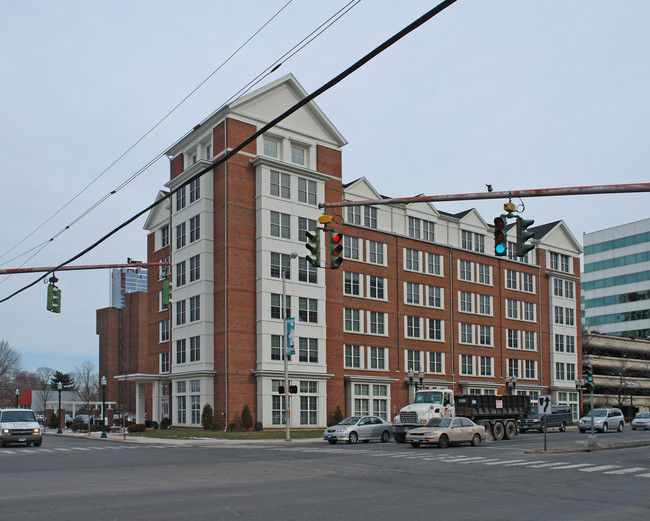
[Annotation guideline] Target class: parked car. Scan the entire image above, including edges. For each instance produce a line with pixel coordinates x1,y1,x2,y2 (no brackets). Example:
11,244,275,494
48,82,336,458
631,412,650,430
0,408,42,447
65,414,74,427
406,417,486,448
518,405,573,433
323,416,392,444
578,408,625,433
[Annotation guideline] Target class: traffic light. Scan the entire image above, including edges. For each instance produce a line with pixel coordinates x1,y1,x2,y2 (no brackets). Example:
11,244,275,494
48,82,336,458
289,385,298,394
46,284,61,313
493,215,508,256
516,216,535,257
162,279,172,309
305,230,320,267
330,232,344,269
278,386,285,394
583,364,595,392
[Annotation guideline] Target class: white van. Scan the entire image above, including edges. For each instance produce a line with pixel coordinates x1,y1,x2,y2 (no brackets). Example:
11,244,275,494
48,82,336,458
0,408,43,447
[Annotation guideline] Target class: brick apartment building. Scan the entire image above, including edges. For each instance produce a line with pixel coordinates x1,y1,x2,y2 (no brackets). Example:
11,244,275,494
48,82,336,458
98,74,583,428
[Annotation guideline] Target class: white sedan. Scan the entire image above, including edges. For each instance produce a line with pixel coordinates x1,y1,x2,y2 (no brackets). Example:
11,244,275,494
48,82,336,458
323,416,392,444
406,417,486,448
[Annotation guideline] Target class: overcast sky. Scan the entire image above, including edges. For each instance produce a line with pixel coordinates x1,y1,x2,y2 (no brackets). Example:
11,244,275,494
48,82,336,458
1,1,649,375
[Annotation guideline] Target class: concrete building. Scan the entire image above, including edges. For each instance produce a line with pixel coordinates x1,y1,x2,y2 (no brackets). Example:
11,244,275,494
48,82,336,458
101,74,583,427
582,218,650,338
109,267,148,309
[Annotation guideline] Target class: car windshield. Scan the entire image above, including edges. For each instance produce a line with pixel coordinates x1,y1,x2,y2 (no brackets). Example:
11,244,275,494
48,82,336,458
637,413,650,419
414,392,443,405
338,416,361,425
1,411,36,422
426,418,452,428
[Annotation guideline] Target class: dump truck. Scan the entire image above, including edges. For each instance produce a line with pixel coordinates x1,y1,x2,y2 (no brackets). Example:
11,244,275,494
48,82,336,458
393,388,530,443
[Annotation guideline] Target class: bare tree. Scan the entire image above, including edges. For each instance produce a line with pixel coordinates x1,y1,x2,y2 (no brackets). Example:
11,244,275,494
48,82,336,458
0,339,22,399
74,361,98,415
35,367,55,418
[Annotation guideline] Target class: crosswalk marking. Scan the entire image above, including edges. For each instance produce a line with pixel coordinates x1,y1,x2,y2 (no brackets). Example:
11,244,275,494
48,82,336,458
484,459,525,465
579,465,621,473
552,463,594,470
504,460,548,466
527,461,570,468
604,467,647,475
635,473,650,478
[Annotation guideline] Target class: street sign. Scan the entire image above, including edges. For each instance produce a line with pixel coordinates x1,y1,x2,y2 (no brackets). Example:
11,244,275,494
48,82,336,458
538,395,552,415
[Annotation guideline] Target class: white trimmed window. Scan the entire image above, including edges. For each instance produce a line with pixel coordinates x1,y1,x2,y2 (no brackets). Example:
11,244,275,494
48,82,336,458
480,356,493,377
406,350,422,372
507,329,519,349
368,276,386,300
429,352,444,373
344,309,361,332
364,206,377,229
344,345,362,368
270,211,290,239
477,263,491,285
368,311,386,335
459,323,473,344
478,325,492,347
270,170,290,199
460,354,474,376
522,273,535,293
506,269,517,290
427,253,442,276
524,360,537,379
524,331,536,351
459,260,473,282
368,241,385,265
406,316,422,339
369,346,387,370
459,291,473,313
344,272,361,296
347,206,361,225
406,282,421,305
427,286,443,308
428,319,443,341
344,236,361,260
405,248,420,271
478,294,492,315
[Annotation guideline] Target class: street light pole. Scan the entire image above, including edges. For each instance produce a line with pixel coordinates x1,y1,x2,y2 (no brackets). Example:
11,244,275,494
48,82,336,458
283,252,298,442
15,388,19,407
101,376,107,439
626,381,635,418
57,382,63,434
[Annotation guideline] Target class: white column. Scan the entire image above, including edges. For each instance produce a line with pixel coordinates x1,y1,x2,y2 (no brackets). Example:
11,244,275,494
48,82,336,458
136,383,146,424
152,380,161,423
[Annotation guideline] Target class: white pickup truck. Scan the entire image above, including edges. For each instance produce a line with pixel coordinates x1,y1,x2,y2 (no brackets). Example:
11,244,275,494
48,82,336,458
0,408,43,447
393,389,455,443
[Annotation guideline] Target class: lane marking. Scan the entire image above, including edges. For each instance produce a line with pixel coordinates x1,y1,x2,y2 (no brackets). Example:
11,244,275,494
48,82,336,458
604,467,647,475
484,459,525,465
578,465,621,473
552,463,594,470
527,461,570,468
504,460,548,466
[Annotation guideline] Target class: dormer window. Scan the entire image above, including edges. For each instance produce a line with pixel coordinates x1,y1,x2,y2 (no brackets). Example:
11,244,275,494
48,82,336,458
291,144,306,165
264,138,279,158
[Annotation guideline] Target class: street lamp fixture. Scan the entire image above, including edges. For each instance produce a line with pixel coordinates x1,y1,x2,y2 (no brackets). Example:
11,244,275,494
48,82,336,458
101,376,107,439
506,376,517,395
418,371,423,391
57,382,63,434
15,388,19,408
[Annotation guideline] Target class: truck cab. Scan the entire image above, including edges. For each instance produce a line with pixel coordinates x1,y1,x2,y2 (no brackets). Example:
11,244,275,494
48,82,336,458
0,408,43,447
393,389,455,443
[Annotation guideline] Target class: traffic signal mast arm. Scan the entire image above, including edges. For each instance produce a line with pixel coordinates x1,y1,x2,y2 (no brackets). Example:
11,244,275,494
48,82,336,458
0,261,170,275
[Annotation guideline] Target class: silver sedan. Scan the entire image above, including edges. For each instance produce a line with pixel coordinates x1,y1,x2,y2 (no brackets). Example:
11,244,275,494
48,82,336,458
323,416,392,444
631,412,650,430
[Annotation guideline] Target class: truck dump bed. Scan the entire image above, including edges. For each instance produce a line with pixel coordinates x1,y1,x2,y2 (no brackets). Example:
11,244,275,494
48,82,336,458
454,394,530,421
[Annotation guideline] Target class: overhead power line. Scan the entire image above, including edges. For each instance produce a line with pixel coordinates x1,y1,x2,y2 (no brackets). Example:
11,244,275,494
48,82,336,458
0,0,459,304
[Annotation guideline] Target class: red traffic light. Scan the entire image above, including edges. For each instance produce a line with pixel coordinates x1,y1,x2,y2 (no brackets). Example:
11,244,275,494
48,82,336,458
331,232,342,244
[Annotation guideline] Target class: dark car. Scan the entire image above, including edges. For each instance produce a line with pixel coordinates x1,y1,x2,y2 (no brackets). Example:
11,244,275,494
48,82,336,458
518,405,573,433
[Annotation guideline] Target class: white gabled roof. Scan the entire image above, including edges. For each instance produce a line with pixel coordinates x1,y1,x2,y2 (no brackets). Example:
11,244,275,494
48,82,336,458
143,191,170,232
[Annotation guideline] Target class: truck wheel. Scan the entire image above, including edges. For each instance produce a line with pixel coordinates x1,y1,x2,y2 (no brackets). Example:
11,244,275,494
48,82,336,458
481,421,492,437
492,422,505,441
348,431,358,444
471,433,481,447
381,430,390,442
438,434,449,449
559,422,566,432
411,442,420,448
504,421,517,440
394,433,406,444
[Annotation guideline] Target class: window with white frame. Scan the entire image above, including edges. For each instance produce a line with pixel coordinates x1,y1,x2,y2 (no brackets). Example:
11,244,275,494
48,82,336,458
161,225,170,248
369,311,386,335
405,248,419,271
298,297,317,323
176,261,186,287
298,177,317,205
461,230,473,251
459,260,473,281
523,302,536,321
407,350,422,372
565,308,575,326
188,335,199,362
507,329,519,349
176,222,186,249
565,280,575,299
368,276,385,300
372,385,389,420
271,293,291,320
189,254,200,282
344,236,360,260
272,382,286,425
344,309,361,332
506,299,519,320
344,272,360,296
189,295,200,322
524,360,537,379
508,359,520,378
555,334,565,352
176,186,186,211
506,269,517,290
567,363,576,381
347,206,361,225
460,354,474,376
423,220,435,242
291,144,306,165
554,306,564,324
477,263,491,285
369,346,386,370
428,319,443,341
300,389,318,426
522,273,535,293
406,282,420,305
160,320,170,343
555,362,566,380
406,316,421,339
523,331,536,351
160,351,170,373
553,278,563,297
189,178,200,203
427,253,442,276
271,334,283,361
189,215,200,243
344,344,362,368
299,337,318,363
459,291,473,313
478,294,492,315
478,325,492,346
480,356,493,376
368,241,385,265
264,137,278,158
460,323,473,344
298,257,317,284
408,217,421,239
271,252,291,279
427,286,443,308
298,217,317,242
191,394,201,425
353,384,370,416
429,352,444,373
270,171,290,198
177,395,186,424
566,335,575,353
270,211,290,239
364,206,377,228
176,339,186,364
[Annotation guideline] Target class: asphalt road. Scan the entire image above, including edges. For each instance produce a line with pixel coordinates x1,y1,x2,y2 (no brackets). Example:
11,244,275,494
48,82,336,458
1,428,649,520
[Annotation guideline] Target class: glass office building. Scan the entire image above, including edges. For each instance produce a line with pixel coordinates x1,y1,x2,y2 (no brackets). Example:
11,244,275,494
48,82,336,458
110,267,148,308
